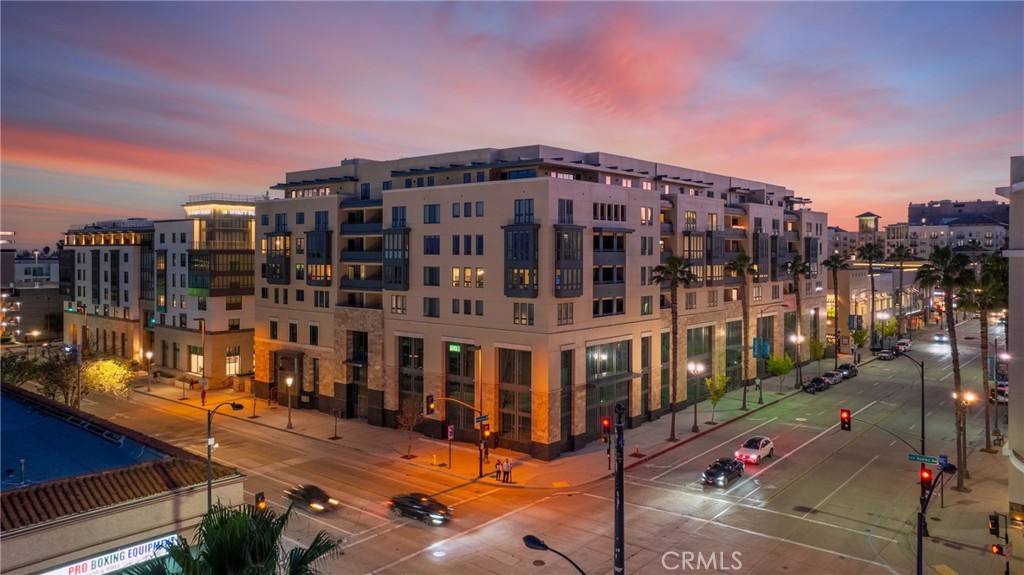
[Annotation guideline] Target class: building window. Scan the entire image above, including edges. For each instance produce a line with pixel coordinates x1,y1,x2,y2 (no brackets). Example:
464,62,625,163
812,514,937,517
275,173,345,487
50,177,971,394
296,212,305,225
452,235,460,255
463,266,472,288
498,348,532,443
288,322,298,343
707,290,718,307
424,235,440,255
592,297,625,317
476,235,484,255
641,296,653,315
424,204,440,224
514,199,534,224
476,201,484,216
557,302,574,325
463,299,472,315
391,294,407,314
685,292,697,310
464,235,472,255
452,299,461,314
313,290,330,308
453,203,460,218
424,266,440,286
475,300,484,316
228,318,240,331
452,267,461,287
309,324,319,346
514,302,534,325
558,199,574,224
226,296,242,310
475,267,485,288
226,346,240,376
269,320,278,340
392,206,406,228
423,297,440,318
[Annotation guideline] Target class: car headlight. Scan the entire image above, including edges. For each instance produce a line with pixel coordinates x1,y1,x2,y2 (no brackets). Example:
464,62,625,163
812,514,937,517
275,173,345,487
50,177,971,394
328,498,339,505
310,503,325,510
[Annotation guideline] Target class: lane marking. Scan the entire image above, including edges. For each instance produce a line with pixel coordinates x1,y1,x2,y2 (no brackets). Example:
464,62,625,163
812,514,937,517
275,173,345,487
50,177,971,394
650,417,778,481
803,455,879,519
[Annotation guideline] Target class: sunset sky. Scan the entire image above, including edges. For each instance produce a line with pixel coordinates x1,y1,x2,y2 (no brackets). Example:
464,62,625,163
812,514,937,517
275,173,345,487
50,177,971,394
2,2,1021,251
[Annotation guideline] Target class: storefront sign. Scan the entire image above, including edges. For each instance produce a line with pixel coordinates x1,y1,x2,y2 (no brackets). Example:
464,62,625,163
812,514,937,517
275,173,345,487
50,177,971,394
40,534,179,575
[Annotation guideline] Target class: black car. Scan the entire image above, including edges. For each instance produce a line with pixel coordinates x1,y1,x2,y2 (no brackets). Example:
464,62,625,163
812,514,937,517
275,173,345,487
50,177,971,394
702,457,744,486
837,363,859,378
284,484,339,513
802,377,829,393
388,493,453,525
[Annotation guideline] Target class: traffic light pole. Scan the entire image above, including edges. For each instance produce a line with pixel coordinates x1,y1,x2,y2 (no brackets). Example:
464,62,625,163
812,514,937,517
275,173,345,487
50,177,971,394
613,403,625,575
429,395,487,478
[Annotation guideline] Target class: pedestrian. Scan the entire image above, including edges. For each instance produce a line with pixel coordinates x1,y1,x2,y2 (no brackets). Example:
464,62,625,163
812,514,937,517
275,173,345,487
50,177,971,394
482,442,490,463
503,458,511,483
200,376,208,406
495,460,502,481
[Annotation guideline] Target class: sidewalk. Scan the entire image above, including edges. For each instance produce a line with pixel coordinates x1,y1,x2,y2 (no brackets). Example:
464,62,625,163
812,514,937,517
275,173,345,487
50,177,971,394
136,368,810,490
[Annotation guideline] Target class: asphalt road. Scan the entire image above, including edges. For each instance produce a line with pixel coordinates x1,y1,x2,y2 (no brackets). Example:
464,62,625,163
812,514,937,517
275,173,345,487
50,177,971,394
77,324,1001,574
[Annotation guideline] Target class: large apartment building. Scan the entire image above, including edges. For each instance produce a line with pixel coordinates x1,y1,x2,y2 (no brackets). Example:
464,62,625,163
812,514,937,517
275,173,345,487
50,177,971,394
151,195,259,383
255,145,828,460
62,219,154,363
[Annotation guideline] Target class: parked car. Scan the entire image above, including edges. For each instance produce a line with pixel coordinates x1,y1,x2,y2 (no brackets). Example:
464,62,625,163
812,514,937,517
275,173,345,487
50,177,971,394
933,332,949,343
989,382,1009,404
702,457,744,486
284,484,339,513
803,377,829,393
878,349,897,360
837,363,859,378
387,493,453,525
896,338,913,351
823,371,844,384
735,437,774,464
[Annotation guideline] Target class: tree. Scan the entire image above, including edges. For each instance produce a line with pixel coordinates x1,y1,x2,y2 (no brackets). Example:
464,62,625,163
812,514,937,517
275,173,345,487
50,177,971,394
851,328,869,350
651,256,697,440
783,255,812,387
36,346,82,405
725,252,757,411
394,396,425,458
808,339,825,375
916,246,974,490
0,352,41,387
703,374,729,424
82,358,135,400
821,253,850,369
887,244,913,337
876,317,899,348
958,253,1008,453
122,503,340,575
856,243,886,349
766,354,795,394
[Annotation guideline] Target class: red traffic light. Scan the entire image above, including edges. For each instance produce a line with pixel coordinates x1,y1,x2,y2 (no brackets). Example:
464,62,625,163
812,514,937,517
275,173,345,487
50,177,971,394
840,409,851,431
601,417,611,432
990,544,1005,556
920,467,933,488
840,409,851,421
482,423,491,438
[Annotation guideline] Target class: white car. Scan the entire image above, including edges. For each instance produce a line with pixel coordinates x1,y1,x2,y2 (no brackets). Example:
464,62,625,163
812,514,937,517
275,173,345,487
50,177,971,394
735,436,774,465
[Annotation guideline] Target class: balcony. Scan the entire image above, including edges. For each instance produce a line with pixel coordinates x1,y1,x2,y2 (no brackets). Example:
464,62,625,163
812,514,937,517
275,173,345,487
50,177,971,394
340,250,383,263
340,222,383,235
340,276,383,291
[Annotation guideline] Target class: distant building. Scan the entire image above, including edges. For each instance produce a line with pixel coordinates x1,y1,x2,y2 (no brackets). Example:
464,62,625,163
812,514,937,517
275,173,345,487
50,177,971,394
908,198,1008,226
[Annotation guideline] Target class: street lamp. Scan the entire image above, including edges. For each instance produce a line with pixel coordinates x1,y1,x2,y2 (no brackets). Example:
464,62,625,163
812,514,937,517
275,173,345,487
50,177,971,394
286,376,294,429
145,350,153,392
899,352,927,575
522,535,586,575
789,334,805,391
207,401,244,510
687,361,705,433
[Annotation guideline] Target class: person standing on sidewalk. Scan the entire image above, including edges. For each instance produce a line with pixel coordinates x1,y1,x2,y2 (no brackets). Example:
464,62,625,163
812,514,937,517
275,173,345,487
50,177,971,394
495,460,502,480
503,458,511,483
482,441,490,463
200,376,208,406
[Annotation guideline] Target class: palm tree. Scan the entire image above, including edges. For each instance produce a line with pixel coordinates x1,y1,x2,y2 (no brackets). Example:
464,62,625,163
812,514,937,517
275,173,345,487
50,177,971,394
821,253,850,369
958,253,1008,453
856,243,886,349
123,503,340,575
887,244,913,338
916,246,974,490
783,255,812,387
652,256,697,441
725,253,757,411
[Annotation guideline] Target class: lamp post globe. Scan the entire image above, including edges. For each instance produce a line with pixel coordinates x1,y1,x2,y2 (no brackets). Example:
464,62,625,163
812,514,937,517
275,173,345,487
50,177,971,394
145,350,153,391
687,361,705,433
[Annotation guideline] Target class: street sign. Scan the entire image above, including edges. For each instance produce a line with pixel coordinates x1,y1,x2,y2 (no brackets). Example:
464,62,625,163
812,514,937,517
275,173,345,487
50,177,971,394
475,414,489,423
447,425,455,440
908,453,938,465
938,454,948,470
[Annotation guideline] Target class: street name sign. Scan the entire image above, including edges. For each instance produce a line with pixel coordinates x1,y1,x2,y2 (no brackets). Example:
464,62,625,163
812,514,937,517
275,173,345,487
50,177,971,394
475,414,489,423
908,453,938,465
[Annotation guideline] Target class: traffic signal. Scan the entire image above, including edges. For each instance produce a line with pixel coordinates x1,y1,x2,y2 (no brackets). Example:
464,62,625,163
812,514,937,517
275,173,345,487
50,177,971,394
988,513,1001,537
840,409,852,431
991,544,1006,556
255,491,266,510
601,416,611,443
481,423,491,438
920,467,933,490
426,394,435,415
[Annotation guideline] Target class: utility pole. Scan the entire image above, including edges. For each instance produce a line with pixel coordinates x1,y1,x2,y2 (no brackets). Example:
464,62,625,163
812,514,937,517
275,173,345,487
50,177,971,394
613,403,625,575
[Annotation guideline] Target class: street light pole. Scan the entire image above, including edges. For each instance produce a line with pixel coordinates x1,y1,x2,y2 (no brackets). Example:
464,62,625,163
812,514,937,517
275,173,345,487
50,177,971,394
286,376,294,429
145,350,153,392
901,352,926,575
687,361,704,433
207,401,244,510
